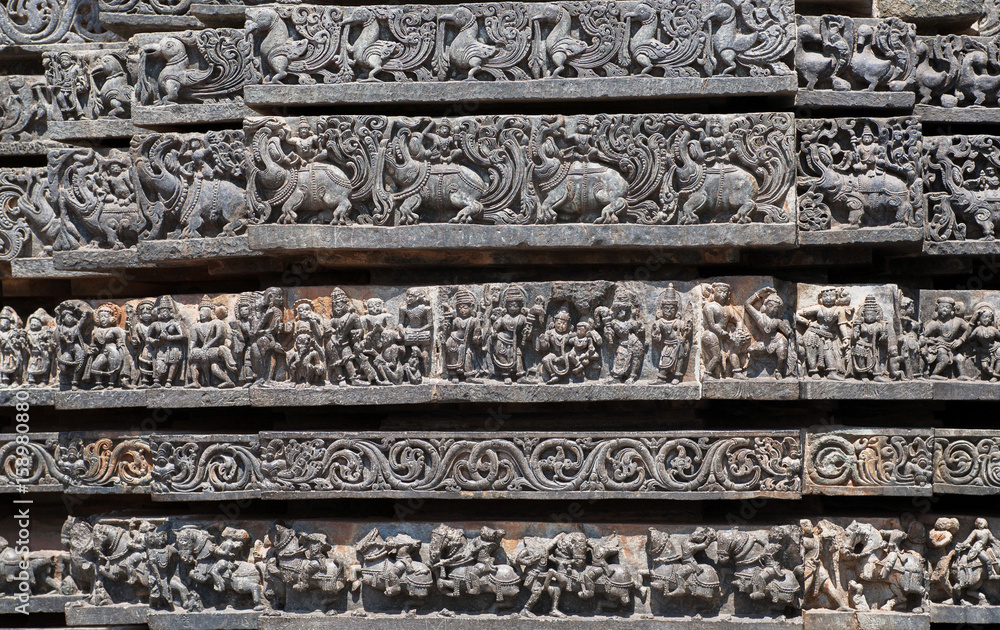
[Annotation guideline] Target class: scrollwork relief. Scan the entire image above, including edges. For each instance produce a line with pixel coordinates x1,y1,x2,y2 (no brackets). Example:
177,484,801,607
798,117,923,232
245,1,794,87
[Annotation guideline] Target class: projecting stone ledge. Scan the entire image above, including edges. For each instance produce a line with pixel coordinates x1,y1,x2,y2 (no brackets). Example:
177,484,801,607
248,381,701,408
47,119,135,141
245,76,797,107
797,227,923,248
794,90,916,111
923,240,1000,256
99,4,245,36
258,617,803,630
914,105,1000,124
247,224,798,254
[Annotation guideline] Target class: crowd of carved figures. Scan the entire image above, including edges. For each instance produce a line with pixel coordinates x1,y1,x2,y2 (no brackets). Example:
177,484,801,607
2,283,1000,389
6,517,1000,617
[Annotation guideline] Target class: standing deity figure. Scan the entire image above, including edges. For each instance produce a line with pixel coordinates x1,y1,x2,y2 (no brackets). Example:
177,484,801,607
127,300,156,388
188,296,237,389
324,288,368,386
701,282,750,379
146,295,188,388
796,288,852,380
230,293,259,386
86,303,131,389
399,288,432,378
920,296,970,381
441,288,482,383
744,287,793,378
250,287,291,385
0,306,25,387
892,297,923,380
968,302,1000,381
488,286,529,384
651,284,691,384
534,307,578,384
24,309,55,386
598,288,647,384
850,296,892,382
56,301,92,390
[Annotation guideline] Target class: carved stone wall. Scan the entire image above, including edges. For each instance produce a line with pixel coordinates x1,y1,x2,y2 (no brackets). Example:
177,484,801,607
2,2,999,630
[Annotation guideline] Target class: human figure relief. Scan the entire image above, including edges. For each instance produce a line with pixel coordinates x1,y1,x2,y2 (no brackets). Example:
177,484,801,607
651,285,691,384
399,288,432,378
24,309,55,386
56,301,92,391
324,288,368,386
920,296,970,381
188,296,237,389
127,300,156,388
86,303,131,390
488,286,530,384
744,287,793,378
797,288,852,380
146,295,188,388
250,288,291,385
968,302,1000,381
596,288,647,384
700,282,750,379
0,306,25,387
441,288,483,383
850,296,892,382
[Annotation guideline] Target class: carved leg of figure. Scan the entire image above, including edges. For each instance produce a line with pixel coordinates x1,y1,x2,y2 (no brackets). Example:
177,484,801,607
397,195,422,225
270,55,290,83
211,363,235,388
465,57,484,81
538,186,567,224
450,193,483,224
160,79,182,106
680,191,706,225
731,198,756,225
551,53,567,78
701,333,722,378
360,56,384,83
636,55,654,76
279,190,306,224
846,200,864,229
548,584,566,617
594,195,626,225
330,195,352,226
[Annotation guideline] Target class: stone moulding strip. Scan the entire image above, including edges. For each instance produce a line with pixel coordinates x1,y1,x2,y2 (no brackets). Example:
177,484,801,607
4,428,997,498
933,429,1000,495
246,224,799,253
250,430,803,501
244,1,795,103
245,75,798,107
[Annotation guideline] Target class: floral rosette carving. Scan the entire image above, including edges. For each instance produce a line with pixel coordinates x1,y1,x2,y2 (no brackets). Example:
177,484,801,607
0,436,66,487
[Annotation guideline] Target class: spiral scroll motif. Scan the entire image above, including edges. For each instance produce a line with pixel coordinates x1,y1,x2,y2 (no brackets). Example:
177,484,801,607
258,434,801,495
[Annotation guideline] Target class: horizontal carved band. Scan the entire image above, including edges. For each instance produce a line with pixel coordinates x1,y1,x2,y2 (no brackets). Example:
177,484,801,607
2,282,1000,405
4,429,998,497
16,515,1000,623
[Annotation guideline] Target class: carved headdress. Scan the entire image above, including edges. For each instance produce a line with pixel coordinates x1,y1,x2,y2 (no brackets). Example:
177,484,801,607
330,287,350,305
0,306,20,328
860,295,882,319
95,303,121,323
198,295,215,311
27,308,52,326
153,295,178,316
454,288,475,307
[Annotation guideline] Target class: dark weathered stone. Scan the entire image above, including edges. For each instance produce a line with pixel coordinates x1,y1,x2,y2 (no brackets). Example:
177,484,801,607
805,428,933,496
878,0,983,27
245,1,795,105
